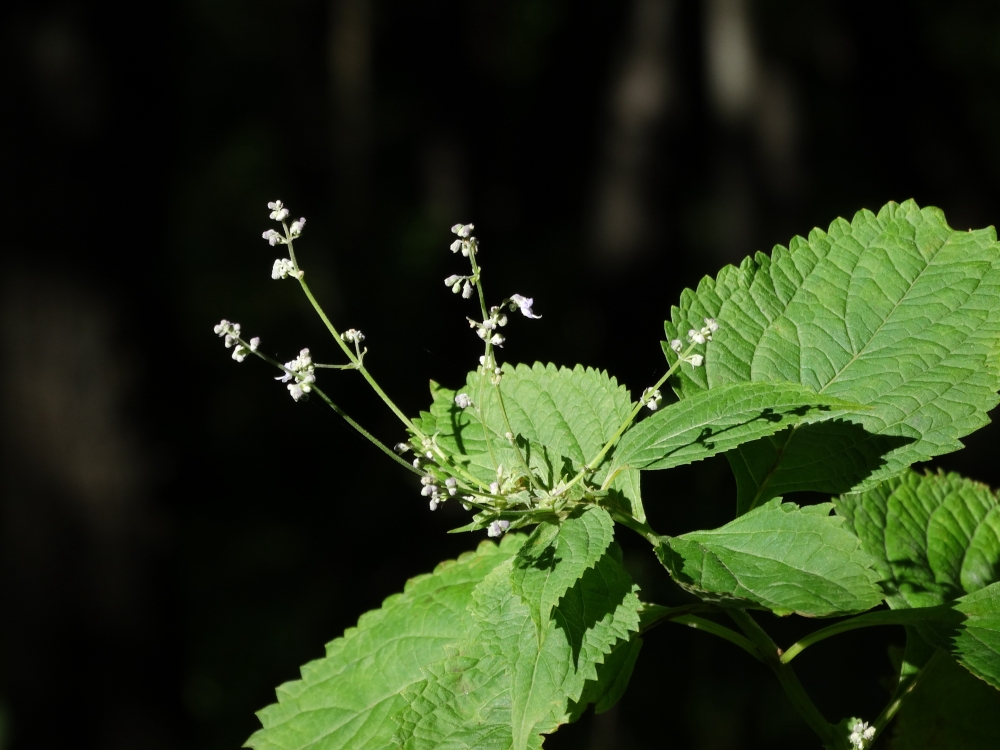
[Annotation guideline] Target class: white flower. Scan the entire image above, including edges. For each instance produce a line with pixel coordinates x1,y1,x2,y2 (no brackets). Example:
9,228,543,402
489,481,500,495
446,477,458,496
342,329,365,344
268,200,289,222
670,339,683,353
272,258,296,279
462,280,473,298
394,443,411,454
288,383,306,401
249,337,260,352
487,519,510,537
688,329,706,345
642,388,663,410
451,223,474,238
509,294,541,319
450,239,463,253
262,229,284,246
444,274,463,287
704,317,719,333
232,344,249,362
429,499,439,511
683,354,704,367
848,721,875,749
277,348,316,399
490,333,505,346
455,393,472,409
289,217,306,236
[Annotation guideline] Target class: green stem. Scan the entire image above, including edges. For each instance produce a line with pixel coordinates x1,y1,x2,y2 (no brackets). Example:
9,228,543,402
729,609,835,745
780,608,948,664
870,650,942,743
283,228,422,437
559,338,702,497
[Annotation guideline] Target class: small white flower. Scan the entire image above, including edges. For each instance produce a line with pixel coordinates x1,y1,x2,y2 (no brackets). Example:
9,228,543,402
455,393,473,409
449,239,463,253
490,333,505,347
683,354,704,367
462,280,473,299
444,274,463,287
249,337,260,352
262,229,284,246
487,519,511,538
688,329,706,345
446,477,458,496
429,498,439,511
412,457,421,468
451,223,474,238
268,200,289,222
394,443,411,454
509,294,541,319
670,339,683,353
489,481,500,495
642,388,663,410
342,329,365,344
232,344,249,362
287,383,306,401
272,258,295,279
704,317,719,333
289,217,306,236
461,239,473,257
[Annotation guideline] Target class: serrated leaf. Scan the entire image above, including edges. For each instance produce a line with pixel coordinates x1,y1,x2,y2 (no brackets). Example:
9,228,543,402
664,200,1000,513
918,581,1000,690
244,535,524,750
611,380,862,472
657,500,885,616
511,506,615,634
413,363,645,521
834,470,1000,609
397,542,641,749
889,650,1000,750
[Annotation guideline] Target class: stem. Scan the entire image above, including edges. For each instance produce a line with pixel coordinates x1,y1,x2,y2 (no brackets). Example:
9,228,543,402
640,603,762,662
729,609,835,745
244,341,422,477
559,338,702,497
780,608,947,664
870,649,942,744
283,227,423,438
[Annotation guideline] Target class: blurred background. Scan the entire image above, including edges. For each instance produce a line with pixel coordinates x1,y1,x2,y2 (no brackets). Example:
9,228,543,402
3,1,1000,748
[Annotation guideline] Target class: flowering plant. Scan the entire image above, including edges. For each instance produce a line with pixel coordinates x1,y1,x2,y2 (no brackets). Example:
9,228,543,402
219,199,1000,749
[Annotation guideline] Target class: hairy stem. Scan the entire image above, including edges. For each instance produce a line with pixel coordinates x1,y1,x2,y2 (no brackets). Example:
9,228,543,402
729,609,835,745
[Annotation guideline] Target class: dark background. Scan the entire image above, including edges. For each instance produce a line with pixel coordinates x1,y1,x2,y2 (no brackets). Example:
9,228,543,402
3,1,1000,748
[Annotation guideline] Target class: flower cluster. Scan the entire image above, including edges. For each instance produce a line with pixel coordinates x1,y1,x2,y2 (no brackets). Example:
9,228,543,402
214,320,259,362
669,317,718,368
444,274,474,299
276,348,316,401
641,387,663,411
487,519,511,537
272,258,298,280
470,305,509,347
342,329,365,345
449,223,477,256
455,393,473,409
848,721,876,749
479,352,503,385
262,199,306,276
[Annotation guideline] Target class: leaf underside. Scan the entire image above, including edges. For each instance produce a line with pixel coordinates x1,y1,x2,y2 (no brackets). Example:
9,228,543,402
663,200,1000,513
658,499,885,617
414,363,644,521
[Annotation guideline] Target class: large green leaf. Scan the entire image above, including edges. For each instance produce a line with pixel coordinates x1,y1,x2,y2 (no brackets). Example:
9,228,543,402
413,363,645,520
610,380,861,472
657,499,885,616
663,200,1000,513
244,535,524,750
834,470,1000,610
396,538,642,749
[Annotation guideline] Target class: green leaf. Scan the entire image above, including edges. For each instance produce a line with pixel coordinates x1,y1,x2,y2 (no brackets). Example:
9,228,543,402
889,651,1000,750
657,499,885,616
510,506,615,634
244,535,524,750
835,470,1000,609
610,380,862,472
663,200,1000,513
396,540,642,749
414,363,645,521
918,581,1000,690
